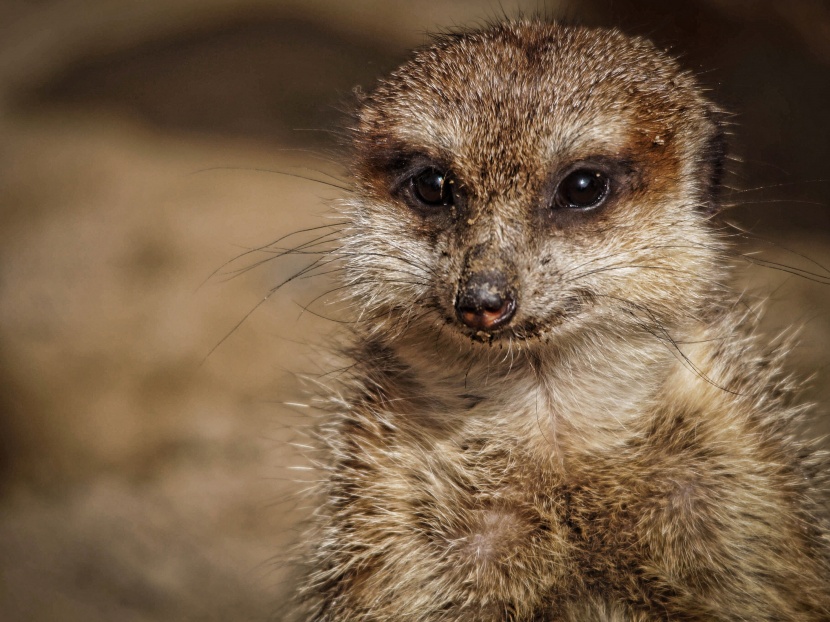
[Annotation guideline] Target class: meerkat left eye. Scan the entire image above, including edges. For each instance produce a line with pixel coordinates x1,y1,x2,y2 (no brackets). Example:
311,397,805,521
554,169,610,209
410,168,455,207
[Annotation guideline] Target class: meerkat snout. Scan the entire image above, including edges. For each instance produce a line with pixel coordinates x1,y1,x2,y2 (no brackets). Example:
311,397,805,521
455,269,517,331
455,243,519,332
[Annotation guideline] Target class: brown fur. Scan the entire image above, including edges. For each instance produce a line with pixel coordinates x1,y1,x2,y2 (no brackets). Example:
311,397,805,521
294,21,830,621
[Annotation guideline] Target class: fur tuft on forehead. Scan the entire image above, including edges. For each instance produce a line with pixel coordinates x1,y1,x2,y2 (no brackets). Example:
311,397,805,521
362,22,703,128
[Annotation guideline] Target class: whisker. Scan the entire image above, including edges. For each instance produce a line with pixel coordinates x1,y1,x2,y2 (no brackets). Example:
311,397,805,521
190,166,353,193
199,222,347,289
724,220,830,278
558,242,724,280
739,256,830,285
202,255,330,363
722,179,829,195
594,293,741,396
216,231,345,281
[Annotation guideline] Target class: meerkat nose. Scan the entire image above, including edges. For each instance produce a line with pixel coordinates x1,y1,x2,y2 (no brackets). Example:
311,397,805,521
455,271,517,331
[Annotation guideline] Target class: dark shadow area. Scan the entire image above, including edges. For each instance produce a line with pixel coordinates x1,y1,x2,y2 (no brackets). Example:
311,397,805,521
582,0,830,236
0,348,43,493
20,15,406,148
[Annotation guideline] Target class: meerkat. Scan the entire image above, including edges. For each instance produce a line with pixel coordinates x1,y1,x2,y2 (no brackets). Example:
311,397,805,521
291,20,830,621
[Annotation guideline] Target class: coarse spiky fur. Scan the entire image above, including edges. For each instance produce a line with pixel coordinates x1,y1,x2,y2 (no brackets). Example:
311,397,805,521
293,20,830,621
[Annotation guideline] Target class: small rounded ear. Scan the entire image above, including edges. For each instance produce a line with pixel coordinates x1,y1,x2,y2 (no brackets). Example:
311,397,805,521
700,105,729,214
352,85,368,103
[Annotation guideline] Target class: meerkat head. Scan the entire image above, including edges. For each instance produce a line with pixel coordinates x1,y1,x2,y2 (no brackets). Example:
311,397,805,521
341,21,727,351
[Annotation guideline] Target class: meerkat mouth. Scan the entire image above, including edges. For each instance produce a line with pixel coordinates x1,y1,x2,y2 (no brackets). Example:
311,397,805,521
450,309,567,345
448,291,586,345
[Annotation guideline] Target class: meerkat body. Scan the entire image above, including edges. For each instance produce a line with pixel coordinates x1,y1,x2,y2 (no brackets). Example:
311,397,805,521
296,21,830,621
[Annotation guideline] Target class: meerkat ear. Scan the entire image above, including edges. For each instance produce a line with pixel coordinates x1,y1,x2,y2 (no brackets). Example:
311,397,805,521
701,105,729,214
353,85,368,104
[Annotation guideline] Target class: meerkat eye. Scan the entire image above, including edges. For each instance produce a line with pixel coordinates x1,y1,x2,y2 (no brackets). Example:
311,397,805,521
411,168,455,206
554,169,609,209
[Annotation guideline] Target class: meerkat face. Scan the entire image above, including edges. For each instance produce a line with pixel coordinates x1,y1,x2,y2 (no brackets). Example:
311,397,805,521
343,21,726,349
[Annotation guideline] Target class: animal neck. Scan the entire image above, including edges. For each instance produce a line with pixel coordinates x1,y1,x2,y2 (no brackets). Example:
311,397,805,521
360,319,706,460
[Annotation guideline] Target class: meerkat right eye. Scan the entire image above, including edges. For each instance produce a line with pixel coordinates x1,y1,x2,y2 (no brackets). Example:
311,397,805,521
410,168,455,207
554,169,610,210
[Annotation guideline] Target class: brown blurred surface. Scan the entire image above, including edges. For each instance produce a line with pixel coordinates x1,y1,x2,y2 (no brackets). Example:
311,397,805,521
0,1,828,620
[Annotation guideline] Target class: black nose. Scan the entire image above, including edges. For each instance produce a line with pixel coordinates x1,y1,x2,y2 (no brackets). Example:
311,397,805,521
455,271,517,331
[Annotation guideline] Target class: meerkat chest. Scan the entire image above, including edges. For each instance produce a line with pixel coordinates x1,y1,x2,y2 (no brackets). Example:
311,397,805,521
333,397,760,615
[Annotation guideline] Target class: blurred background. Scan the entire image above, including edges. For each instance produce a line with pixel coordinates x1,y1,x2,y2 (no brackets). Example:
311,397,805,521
0,1,828,620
